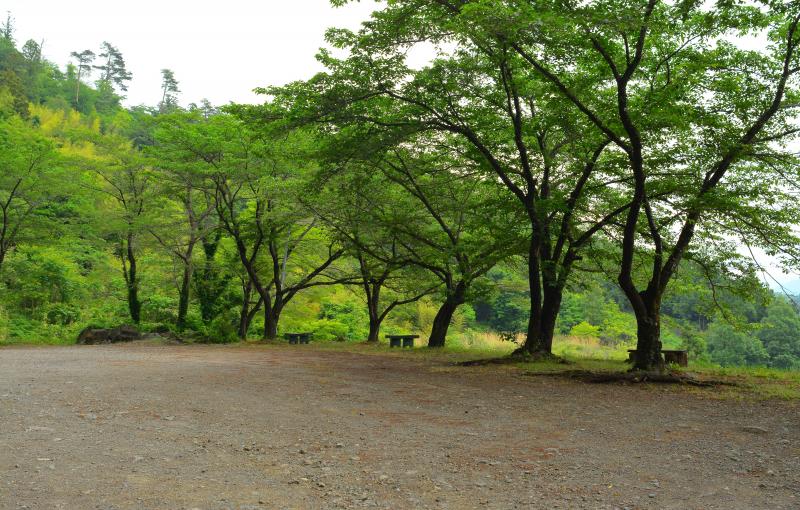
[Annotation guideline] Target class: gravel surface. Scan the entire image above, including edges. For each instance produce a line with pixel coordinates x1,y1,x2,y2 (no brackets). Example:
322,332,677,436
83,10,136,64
0,343,798,509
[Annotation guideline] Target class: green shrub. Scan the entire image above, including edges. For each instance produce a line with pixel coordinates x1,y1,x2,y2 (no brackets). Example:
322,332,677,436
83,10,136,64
142,294,178,324
208,309,238,344
706,321,770,367
0,304,8,342
309,319,350,341
44,304,81,326
599,311,636,346
570,321,600,338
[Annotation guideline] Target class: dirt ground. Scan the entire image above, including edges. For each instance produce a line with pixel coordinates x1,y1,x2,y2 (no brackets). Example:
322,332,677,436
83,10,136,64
0,344,798,509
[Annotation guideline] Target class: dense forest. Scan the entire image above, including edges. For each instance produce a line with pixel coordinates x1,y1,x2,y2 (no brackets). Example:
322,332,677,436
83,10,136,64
2,3,800,372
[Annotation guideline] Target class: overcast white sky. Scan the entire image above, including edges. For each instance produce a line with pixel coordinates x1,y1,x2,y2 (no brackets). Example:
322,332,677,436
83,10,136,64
5,0,379,107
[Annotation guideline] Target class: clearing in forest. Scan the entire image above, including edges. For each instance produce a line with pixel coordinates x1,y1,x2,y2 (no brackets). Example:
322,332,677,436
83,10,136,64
0,343,798,509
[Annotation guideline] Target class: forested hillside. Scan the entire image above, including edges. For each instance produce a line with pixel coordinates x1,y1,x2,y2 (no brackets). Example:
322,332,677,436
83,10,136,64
2,6,800,371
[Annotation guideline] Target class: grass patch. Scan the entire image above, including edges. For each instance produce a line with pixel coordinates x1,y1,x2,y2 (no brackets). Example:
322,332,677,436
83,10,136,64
683,364,800,400
286,336,515,365
5,327,799,400
299,334,800,400
0,323,80,346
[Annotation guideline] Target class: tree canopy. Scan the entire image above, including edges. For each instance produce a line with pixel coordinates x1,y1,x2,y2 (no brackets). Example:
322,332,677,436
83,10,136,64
1,4,800,372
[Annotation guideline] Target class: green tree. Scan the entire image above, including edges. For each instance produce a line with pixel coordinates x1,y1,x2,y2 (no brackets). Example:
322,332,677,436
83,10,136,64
80,135,152,324
311,167,440,343
0,115,57,277
154,110,354,339
159,68,180,112
313,126,523,346
449,0,800,371
94,41,132,93
278,0,636,357
1,11,14,42
0,69,29,118
147,141,217,331
757,298,800,369
69,49,95,106
706,321,769,368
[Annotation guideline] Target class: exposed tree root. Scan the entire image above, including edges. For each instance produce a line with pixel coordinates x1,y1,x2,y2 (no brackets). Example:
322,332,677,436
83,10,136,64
524,369,736,387
458,351,570,367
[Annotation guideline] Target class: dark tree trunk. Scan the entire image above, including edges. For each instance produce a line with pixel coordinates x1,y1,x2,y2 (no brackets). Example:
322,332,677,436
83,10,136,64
238,279,253,340
428,299,459,348
228,234,274,340
518,236,547,354
125,234,141,324
427,283,466,348
631,293,665,372
366,283,382,343
517,283,564,356
367,318,382,343
263,304,281,340
196,232,222,324
176,256,193,332
539,286,563,353
243,298,263,340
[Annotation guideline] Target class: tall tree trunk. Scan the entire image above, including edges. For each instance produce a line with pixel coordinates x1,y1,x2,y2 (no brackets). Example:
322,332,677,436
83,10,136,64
176,265,191,331
176,246,194,332
517,235,546,355
515,234,576,358
367,319,382,344
125,233,141,324
238,280,252,340
74,74,81,105
539,285,563,353
427,283,466,348
516,282,565,356
366,283,382,343
263,302,281,340
196,231,222,324
631,292,665,372
238,279,263,340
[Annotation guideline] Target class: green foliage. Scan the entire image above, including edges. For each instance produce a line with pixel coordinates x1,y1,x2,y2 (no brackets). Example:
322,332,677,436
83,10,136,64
308,319,350,342
599,311,636,347
208,309,238,344
319,301,369,340
0,7,798,377
757,299,800,370
142,294,178,324
707,321,770,368
569,321,600,338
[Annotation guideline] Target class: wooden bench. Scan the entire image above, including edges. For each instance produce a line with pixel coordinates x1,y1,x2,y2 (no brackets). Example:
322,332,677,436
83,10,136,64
627,349,688,367
286,332,312,345
386,334,419,348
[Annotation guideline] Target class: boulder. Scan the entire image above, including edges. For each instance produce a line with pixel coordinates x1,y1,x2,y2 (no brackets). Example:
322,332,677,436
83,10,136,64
77,326,142,345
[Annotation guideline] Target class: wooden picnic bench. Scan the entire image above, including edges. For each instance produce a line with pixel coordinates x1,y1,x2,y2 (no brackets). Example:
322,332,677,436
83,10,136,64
286,332,312,345
386,334,419,348
627,349,688,367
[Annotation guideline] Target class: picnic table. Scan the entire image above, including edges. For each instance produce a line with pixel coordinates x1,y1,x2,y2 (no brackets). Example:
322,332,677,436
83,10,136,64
627,349,688,367
286,332,312,345
386,334,419,348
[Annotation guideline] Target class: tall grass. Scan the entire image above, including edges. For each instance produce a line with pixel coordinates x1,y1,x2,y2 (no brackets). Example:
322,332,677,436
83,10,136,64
552,335,632,361
446,330,517,354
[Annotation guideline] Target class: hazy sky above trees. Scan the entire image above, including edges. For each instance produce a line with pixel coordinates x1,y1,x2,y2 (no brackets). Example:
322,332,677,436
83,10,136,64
6,0,379,107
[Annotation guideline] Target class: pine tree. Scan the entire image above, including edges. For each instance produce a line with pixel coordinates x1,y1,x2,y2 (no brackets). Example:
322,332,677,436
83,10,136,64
1,11,14,42
159,68,180,112
94,41,132,92
69,49,95,105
